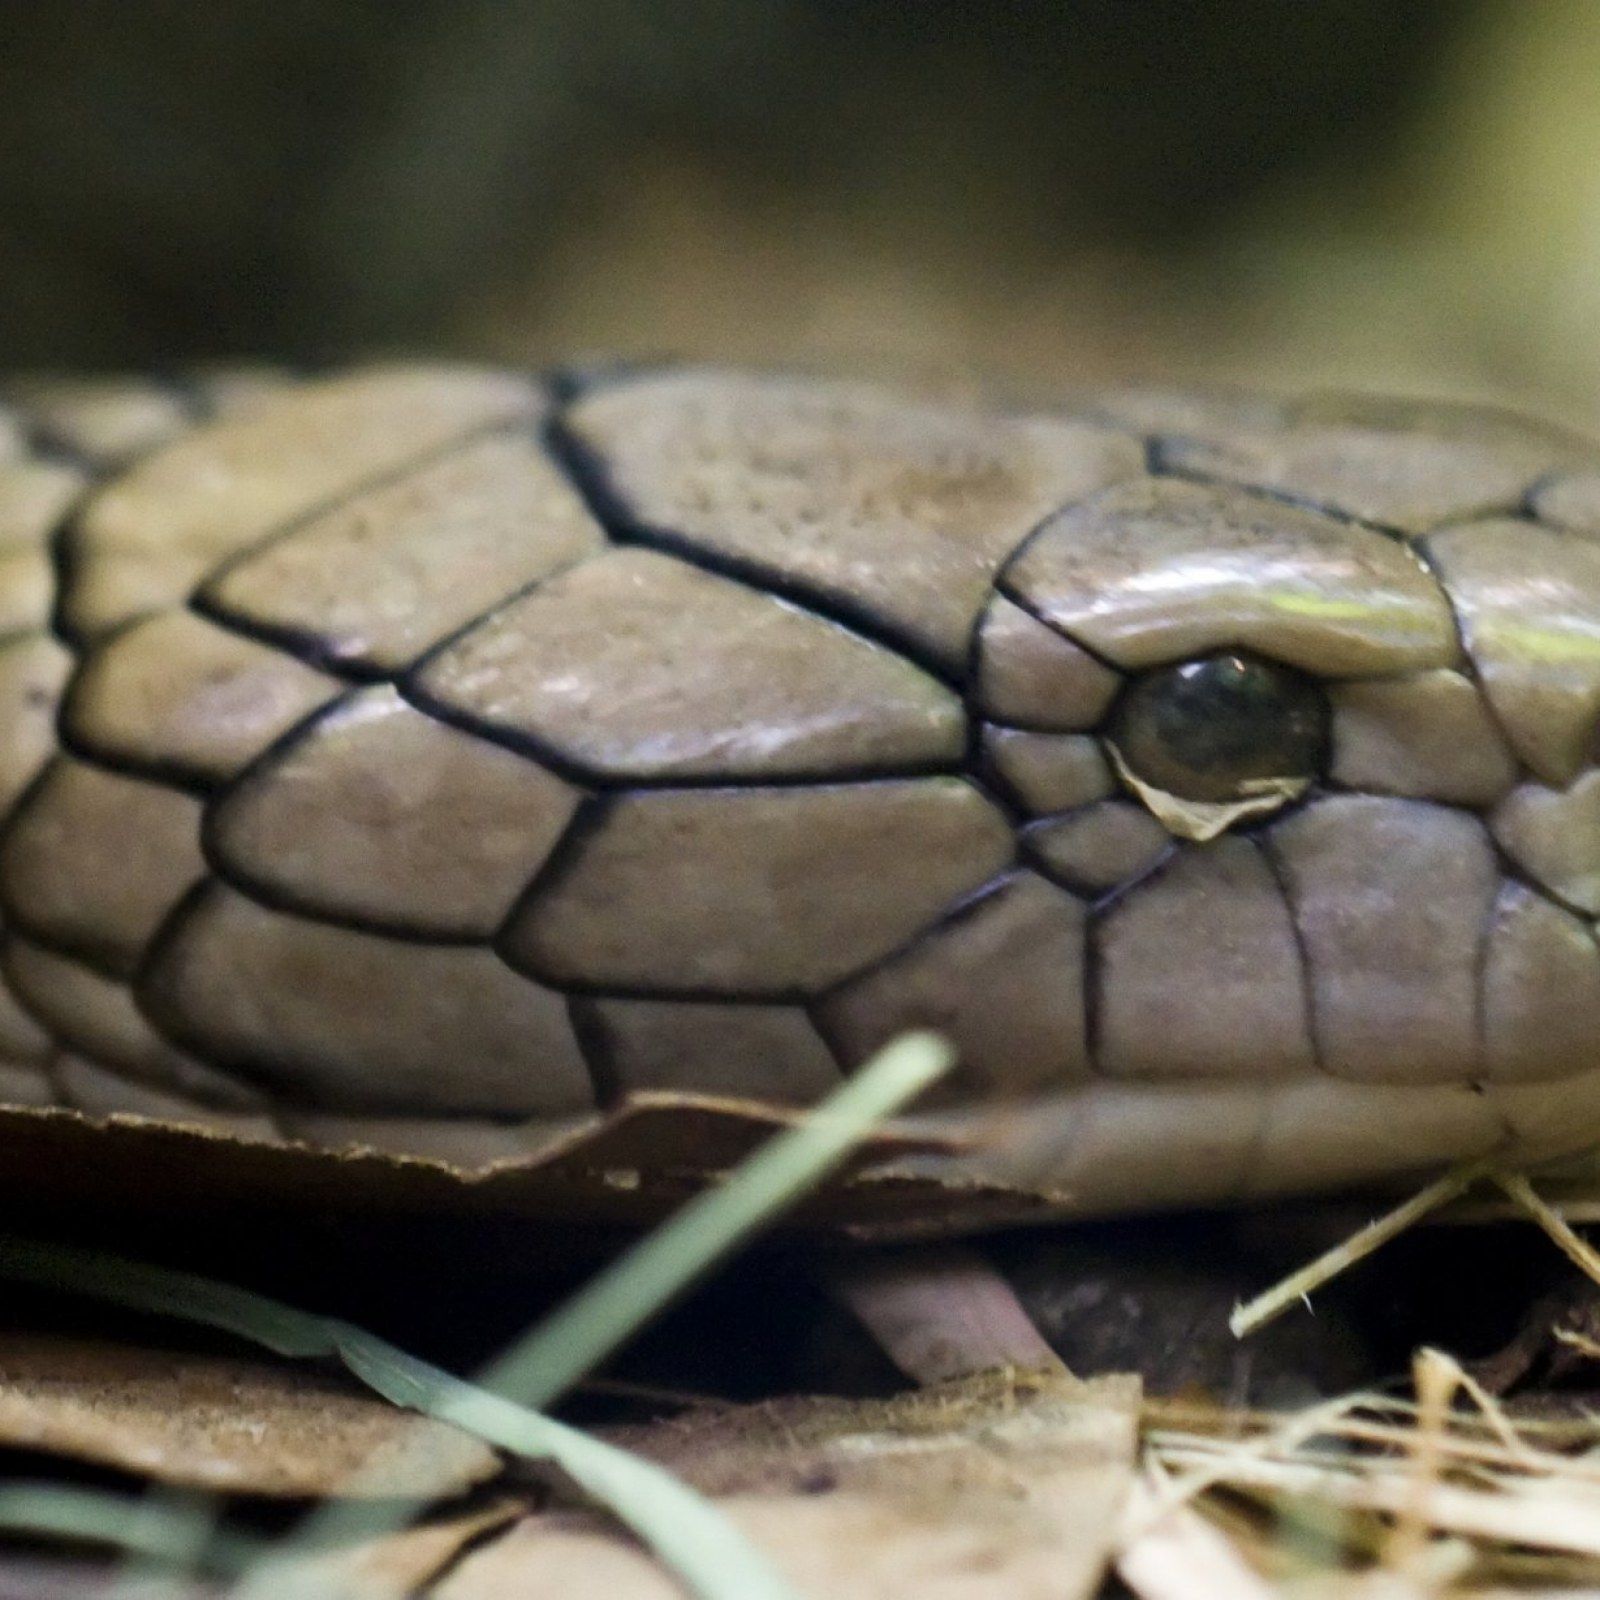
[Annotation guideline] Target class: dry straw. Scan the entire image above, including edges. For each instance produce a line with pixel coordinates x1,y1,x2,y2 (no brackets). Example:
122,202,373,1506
1138,1157,1600,1596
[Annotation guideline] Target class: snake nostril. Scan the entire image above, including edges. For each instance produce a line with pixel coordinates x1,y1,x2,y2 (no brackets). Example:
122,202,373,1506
1106,651,1328,804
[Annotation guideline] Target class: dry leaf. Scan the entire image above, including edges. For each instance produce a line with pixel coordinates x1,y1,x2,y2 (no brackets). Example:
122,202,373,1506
0,1333,498,1498
0,1095,1059,1242
435,1371,1140,1600
270,1498,521,1599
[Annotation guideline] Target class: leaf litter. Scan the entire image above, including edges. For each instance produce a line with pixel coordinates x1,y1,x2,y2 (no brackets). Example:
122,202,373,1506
1122,1158,1600,1598
4,1063,1600,1595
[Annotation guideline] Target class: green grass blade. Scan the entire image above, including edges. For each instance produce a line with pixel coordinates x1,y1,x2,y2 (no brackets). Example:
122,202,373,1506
0,1483,262,1570
484,1028,954,1409
268,1028,952,1580
0,1233,333,1357
0,1234,800,1600
0,1031,954,1600
331,1336,803,1600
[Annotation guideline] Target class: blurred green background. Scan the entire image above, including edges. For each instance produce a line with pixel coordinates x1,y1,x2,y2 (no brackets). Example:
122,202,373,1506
4,0,1600,418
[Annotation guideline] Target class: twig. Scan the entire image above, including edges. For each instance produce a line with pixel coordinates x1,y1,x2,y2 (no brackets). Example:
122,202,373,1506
1229,1159,1494,1337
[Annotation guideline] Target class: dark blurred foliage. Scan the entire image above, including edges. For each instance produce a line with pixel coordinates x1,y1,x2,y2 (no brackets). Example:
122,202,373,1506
0,0,1473,365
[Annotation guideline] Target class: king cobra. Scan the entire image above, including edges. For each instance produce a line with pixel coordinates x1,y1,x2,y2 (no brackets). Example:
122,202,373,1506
3,363,1600,1221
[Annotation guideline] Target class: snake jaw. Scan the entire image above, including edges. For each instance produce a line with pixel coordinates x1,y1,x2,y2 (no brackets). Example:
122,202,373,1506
1105,742,1307,842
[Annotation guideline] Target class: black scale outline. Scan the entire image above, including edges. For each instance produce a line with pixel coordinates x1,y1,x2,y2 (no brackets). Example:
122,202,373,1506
6,366,1600,1121
130,876,597,1123
991,421,1600,1091
1140,405,1600,1094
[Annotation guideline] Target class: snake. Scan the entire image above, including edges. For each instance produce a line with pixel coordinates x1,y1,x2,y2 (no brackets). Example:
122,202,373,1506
2,361,1600,1221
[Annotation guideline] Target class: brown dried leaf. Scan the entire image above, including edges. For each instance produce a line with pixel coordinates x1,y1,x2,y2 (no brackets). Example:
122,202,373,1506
434,1371,1140,1600
0,1332,498,1498
271,1498,521,1599
0,1096,1062,1243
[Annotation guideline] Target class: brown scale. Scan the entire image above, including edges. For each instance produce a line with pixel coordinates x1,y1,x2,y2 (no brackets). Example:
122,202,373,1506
1,365,1600,1220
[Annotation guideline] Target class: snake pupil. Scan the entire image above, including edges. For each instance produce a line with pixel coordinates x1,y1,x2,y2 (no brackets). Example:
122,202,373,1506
1107,652,1326,803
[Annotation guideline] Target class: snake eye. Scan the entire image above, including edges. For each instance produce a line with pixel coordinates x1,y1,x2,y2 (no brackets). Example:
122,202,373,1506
1106,652,1327,804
